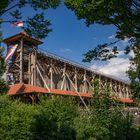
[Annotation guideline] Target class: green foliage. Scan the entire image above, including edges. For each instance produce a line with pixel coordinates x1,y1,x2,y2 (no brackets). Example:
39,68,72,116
0,80,9,93
127,44,140,98
83,43,119,63
0,94,38,140
0,47,6,77
0,0,9,15
32,96,77,140
0,47,8,93
23,13,52,39
0,95,77,140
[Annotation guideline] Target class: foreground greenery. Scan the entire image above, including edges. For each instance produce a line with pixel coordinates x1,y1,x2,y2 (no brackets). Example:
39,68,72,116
1,84,140,140
0,48,8,93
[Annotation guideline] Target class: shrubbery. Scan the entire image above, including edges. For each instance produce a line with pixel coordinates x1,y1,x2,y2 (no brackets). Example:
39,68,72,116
0,63,139,140
0,86,140,140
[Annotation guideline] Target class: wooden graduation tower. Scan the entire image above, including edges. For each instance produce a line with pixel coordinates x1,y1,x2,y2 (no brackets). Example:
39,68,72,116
3,32,42,85
3,32,133,104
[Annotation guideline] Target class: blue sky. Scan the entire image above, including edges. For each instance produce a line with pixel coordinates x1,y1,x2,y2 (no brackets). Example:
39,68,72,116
1,2,131,81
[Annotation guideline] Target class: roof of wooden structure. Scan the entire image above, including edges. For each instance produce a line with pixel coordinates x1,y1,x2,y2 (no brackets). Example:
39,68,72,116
8,84,133,103
3,32,43,45
8,84,92,98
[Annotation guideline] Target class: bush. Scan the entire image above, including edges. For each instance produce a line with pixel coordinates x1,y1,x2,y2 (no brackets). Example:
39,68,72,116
0,93,140,140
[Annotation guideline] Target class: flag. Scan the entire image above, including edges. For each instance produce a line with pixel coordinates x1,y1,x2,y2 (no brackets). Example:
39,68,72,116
4,44,18,64
12,21,24,27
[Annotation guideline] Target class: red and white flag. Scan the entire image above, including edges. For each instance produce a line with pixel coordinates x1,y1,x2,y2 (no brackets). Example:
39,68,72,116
12,21,24,27
4,44,18,64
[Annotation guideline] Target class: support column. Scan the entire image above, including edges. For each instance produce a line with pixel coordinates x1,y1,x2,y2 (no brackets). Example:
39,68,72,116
5,44,9,83
50,59,53,89
83,70,87,93
28,54,31,84
74,68,78,92
20,38,23,83
34,49,37,86
61,63,66,90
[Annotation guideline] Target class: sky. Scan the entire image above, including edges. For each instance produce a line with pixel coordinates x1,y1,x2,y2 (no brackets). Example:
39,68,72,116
1,2,131,82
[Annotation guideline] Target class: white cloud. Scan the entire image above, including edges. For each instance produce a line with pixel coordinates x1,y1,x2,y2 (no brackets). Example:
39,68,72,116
121,38,130,46
93,37,97,40
116,38,130,49
118,50,124,57
129,50,134,57
108,35,115,40
91,57,130,82
60,48,72,52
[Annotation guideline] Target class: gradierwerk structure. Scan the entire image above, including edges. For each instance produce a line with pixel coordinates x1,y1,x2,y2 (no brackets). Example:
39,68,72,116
3,32,133,105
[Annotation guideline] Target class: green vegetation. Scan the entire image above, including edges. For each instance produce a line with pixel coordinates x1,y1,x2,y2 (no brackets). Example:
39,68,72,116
0,47,8,93
0,95,77,140
0,82,140,140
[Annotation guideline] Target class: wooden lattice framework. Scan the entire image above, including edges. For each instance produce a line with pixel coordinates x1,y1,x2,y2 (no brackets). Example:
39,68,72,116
3,32,131,101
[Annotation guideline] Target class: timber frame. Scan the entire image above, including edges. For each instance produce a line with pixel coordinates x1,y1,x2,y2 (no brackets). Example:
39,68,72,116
3,32,131,102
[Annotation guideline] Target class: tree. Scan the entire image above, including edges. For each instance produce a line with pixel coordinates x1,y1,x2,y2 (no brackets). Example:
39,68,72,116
0,94,38,140
0,47,5,77
64,0,140,98
0,92,140,140
127,47,140,98
0,47,8,93
0,95,77,140
32,96,77,140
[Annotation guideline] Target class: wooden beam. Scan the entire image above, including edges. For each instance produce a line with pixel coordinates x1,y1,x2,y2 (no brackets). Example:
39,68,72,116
36,64,50,92
20,38,23,83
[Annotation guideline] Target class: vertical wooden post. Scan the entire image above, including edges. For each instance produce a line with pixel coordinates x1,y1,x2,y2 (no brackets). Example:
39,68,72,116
5,44,9,83
61,63,66,90
64,64,67,90
20,38,23,83
28,54,31,84
126,86,129,98
83,70,87,93
34,49,37,86
110,79,113,92
99,75,101,89
119,82,122,98
50,59,53,89
91,73,95,93
31,53,33,85
74,68,78,92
